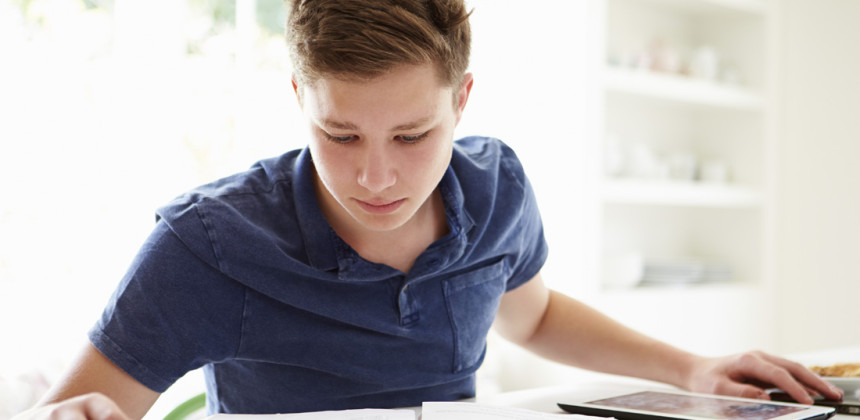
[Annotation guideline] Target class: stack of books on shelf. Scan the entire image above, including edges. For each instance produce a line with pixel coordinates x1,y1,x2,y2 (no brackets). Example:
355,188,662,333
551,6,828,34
639,260,733,286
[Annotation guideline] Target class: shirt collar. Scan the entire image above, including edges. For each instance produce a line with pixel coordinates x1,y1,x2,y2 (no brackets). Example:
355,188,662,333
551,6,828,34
438,164,475,240
292,147,475,276
293,147,340,272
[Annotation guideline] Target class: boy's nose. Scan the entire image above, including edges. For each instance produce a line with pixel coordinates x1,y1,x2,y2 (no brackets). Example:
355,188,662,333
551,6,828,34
357,145,396,193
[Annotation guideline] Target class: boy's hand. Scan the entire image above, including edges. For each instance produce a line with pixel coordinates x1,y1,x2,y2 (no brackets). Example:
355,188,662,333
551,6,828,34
14,393,133,420
686,351,844,404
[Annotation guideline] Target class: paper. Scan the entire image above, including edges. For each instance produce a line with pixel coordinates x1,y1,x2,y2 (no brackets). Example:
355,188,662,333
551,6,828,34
207,408,416,420
206,401,603,420
421,401,590,419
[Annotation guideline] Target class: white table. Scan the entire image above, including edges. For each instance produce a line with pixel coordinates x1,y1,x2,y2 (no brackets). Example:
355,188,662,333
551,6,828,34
160,346,860,419
477,346,860,419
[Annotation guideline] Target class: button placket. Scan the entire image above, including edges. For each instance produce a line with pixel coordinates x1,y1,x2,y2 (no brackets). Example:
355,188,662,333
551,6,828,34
398,278,420,326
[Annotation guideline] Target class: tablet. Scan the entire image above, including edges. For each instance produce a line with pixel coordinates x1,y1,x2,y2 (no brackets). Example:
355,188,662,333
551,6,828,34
770,390,860,416
558,390,836,420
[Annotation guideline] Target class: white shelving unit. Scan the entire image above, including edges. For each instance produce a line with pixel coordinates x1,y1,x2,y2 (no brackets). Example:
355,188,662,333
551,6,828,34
602,178,762,208
603,67,765,110
582,0,779,355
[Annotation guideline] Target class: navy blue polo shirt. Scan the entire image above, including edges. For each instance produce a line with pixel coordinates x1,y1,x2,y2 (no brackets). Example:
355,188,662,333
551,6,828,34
89,136,548,414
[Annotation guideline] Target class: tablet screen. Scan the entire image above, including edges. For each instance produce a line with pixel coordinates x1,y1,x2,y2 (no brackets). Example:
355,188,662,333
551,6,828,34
589,391,807,420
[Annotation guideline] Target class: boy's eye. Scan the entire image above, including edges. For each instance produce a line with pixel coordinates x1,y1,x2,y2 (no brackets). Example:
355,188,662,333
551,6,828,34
397,131,430,144
325,133,355,143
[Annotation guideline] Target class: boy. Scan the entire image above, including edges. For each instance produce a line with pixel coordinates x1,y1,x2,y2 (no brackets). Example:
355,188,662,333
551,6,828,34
17,0,842,419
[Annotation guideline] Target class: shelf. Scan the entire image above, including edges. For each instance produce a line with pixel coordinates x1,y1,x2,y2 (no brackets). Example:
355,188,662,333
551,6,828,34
584,0,777,354
599,280,761,297
603,67,765,110
601,178,762,208
632,0,767,17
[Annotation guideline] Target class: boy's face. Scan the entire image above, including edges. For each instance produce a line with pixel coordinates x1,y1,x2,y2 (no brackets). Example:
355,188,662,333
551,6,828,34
296,64,473,234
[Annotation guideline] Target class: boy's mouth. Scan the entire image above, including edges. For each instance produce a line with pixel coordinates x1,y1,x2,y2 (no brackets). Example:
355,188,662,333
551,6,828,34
355,198,406,214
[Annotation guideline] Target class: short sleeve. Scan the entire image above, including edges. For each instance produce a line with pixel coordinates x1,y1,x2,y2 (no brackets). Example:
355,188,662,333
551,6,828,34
499,147,548,292
89,220,245,392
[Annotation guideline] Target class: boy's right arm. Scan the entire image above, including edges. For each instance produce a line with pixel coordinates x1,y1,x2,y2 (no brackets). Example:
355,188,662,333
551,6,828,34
14,343,160,420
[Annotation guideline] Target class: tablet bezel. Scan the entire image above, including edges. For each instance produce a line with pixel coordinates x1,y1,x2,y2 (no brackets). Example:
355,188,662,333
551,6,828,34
558,389,835,420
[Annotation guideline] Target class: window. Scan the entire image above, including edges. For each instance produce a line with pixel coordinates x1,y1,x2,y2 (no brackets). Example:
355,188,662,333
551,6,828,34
0,0,303,373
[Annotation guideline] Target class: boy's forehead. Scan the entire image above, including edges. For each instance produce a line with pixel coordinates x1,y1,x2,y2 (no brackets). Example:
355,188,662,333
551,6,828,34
302,64,453,127
309,97,444,132
303,63,452,94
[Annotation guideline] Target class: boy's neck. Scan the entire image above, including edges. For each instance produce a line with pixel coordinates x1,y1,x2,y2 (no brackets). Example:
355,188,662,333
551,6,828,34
348,189,449,273
313,178,449,274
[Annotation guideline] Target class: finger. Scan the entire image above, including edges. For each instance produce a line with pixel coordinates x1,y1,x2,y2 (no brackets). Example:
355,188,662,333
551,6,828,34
44,401,89,420
57,393,133,420
765,370,814,404
759,354,843,401
735,353,814,404
49,407,89,420
80,394,133,420
804,385,820,398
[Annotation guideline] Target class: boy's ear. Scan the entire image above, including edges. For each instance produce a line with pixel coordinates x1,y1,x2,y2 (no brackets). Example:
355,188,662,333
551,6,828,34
291,75,303,109
455,72,474,124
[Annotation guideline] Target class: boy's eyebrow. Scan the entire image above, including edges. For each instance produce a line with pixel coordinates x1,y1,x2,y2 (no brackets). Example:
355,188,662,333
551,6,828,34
392,116,433,131
321,116,434,132
322,119,359,130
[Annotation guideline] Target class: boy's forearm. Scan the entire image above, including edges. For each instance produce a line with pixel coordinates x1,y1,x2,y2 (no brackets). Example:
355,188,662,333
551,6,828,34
519,290,701,389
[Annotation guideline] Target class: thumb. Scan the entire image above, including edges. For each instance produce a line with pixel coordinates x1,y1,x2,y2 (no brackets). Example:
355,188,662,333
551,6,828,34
80,394,134,420
713,381,770,401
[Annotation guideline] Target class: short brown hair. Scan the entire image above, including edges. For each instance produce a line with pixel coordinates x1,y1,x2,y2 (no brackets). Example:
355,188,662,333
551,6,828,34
286,0,471,87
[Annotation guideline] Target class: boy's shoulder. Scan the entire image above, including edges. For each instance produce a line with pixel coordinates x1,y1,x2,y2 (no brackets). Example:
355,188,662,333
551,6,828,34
453,136,528,185
453,135,512,160
152,148,308,271
169,149,302,208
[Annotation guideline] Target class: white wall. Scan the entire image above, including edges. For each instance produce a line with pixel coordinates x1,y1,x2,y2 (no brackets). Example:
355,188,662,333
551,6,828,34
461,0,597,394
775,0,860,353
461,0,592,294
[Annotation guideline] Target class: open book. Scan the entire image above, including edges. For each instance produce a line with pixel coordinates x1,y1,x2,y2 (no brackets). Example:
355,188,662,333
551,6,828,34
206,401,595,420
